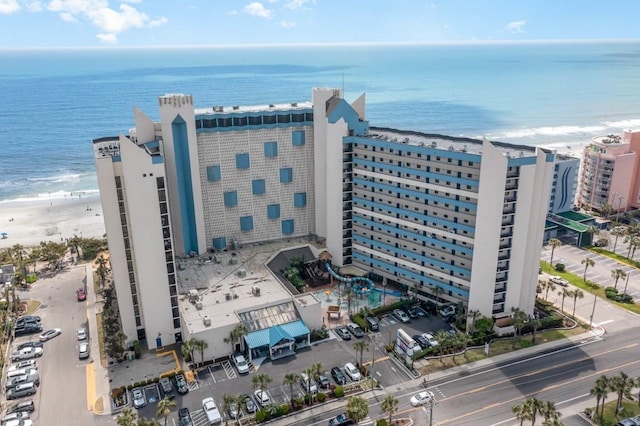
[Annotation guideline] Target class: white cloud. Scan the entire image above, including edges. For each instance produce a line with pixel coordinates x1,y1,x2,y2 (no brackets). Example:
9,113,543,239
280,20,295,28
227,9,237,15
0,0,20,14
59,11,76,21
244,2,273,19
285,0,311,9
96,32,116,43
503,20,526,33
25,1,44,12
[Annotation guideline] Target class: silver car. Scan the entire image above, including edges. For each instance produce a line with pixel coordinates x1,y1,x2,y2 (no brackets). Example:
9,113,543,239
132,388,146,409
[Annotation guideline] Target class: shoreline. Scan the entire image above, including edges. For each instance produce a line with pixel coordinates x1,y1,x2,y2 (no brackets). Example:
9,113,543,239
0,193,105,249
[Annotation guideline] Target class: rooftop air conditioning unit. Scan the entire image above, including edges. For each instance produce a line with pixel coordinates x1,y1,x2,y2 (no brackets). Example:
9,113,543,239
195,301,203,310
203,316,212,327
225,293,231,301
252,286,261,296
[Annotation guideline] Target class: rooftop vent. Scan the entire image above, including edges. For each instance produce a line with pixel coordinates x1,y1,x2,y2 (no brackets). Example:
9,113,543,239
203,316,212,327
237,268,247,278
252,285,261,296
195,301,203,310
188,289,199,303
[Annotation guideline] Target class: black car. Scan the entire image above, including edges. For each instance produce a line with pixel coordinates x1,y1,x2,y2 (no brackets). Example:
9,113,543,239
318,375,330,389
174,373,189,394
15,324,42,337
159,377,175,399
408,306,422,318
178,407,193,426
17,341,44,351
412,334,429,349
329,413,354,426
335,326,351,340
346,323,364,338
6,400,35,414
331,367,347,385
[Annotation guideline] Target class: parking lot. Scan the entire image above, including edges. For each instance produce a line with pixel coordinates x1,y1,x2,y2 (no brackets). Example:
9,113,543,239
131,304,453,425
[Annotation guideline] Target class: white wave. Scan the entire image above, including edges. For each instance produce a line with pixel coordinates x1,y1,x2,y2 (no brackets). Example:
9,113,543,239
27,173,84,183
491,125,607,139
0,189,100,204
603,119,640,129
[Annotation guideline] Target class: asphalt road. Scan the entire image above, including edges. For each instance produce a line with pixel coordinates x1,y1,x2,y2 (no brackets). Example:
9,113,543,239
23,264,93,426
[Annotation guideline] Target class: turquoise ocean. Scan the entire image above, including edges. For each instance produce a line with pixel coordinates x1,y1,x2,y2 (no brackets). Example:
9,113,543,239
1,42,640,202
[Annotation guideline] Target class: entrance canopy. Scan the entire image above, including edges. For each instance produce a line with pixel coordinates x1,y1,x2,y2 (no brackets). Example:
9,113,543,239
244,320,310,350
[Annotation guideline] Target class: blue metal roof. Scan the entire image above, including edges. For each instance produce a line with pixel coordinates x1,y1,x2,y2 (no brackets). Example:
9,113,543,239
244,320,310,350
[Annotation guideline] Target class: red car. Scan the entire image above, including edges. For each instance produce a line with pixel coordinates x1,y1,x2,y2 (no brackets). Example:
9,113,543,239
76,288,86,301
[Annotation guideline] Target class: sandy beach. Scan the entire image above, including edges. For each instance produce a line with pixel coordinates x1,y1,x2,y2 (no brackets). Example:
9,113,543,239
0,193,105,249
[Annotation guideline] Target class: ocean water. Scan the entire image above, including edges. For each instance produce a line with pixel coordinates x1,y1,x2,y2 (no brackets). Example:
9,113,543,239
1,42,640,202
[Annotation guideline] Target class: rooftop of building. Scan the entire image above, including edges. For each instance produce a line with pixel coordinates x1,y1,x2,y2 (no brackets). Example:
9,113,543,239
194,101,313,116
177,237,322,334
368,127,546,158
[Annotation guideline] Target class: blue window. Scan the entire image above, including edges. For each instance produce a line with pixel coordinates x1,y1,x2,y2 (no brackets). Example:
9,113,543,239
212,237,227,250
280,167,293,183
264,141,278,158
292,131,305,146
282,219,295,235
223,191,238,207
267,204,280,219
252,179,266,195
206,165,221,182
240,216,254,232
294,192,307,208
235,153,250,169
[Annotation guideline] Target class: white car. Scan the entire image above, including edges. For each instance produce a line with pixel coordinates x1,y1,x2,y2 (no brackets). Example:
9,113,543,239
422,333,439,347
78,342,89,359
232,353,249,375
253,389,271,407
11,348,43,362
548,276,569,287
132,388,146,409
5,419,33,426
8,360,37,372
1,411,30,424
439,305,456,317
393,309,410,323
77,328,87,340
410,390,435,407
344,362,361,381
39,328,62,342
202,397,222,425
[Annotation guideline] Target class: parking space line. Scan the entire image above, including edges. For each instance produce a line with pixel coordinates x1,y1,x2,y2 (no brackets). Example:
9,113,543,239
222,360,237,380
208,366,217,384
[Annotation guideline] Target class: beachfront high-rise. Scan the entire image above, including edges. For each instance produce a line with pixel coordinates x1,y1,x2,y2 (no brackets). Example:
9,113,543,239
94,88,555,349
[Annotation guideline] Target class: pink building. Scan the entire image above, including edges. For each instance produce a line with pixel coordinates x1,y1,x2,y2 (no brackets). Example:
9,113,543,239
578,130,640,214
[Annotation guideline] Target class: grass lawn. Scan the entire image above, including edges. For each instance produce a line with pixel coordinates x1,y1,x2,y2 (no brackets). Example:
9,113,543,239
96,312,107,368
539,261,640,315
588,400,640,426
24,300,41,315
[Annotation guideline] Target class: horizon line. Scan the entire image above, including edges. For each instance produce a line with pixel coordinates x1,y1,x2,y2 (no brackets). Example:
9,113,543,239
1,38,639,51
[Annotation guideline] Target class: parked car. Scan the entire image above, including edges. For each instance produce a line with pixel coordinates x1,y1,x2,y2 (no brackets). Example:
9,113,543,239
2,412,31,424
232,352,250,375
300,372,318,394
408,306,423,318
331,367,347,385
7,369,38,381
242,394,257,414
422,333,439,347
344,363,361,381
78,342,89,360
8,360,37,372
132,388,146,409
16,316,40,325
329,413,354,426
159,377,175,399
410,390,435,407
174,373,189,394
334,326,351,340
76,288,87,301
253,389,271,408
227,401,243,420
393,309,410,323
77,328,87,340
346,322,364,338
202,397,222,425
6,383,37,400
439,305,456,318
5,400,35,415
11,348,43,362
4,419,33,426
39,328,62,342
14,324,42,337
365,316,379,331
178,407,193,426
318,375,330,389
16,342,42,351
6,373,40,391
413,334,430,349
548,275,569,287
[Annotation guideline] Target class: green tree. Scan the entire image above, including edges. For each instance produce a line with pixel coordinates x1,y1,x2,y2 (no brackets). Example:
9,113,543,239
611,268,627,291
511,307,528,349
512,401,528,426
474,316,494,343
221,394,237,426
191,338,209,366
558,288,571,314
530,315,541,344
96,254,109,287
434,330,450,359
548,239,562,267
570,289,584,318
611,227,625,252
137,418,161,426
252,373,273,396
155,397,176,426
353,340,369,367
590,375,609,423
380,395,399,425
522,397,543,426
625,235,640,259
467,309,481,333
180,339,194,364
283,372,301,404
346,396,369,424
116,407,138,426
543,280,556,301
223,323,248,354
581,256,595,282
309,361,324,386
610,372,634,412
539,400,562,425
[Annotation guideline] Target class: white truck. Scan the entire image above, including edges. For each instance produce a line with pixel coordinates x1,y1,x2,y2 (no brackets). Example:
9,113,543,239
202,397,222,425
11,347,43,362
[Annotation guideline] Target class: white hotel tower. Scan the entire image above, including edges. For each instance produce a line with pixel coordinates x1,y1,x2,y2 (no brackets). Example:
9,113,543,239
94,88,554,350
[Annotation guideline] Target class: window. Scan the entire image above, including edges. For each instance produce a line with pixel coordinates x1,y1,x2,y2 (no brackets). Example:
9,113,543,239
223,191,238,207
267,204,280,219
206,165,221,182
294,192,307,208
240,216,254,232
282,219,295,235
292,130,305,146
235,153,250,169
264,141,278,158
252,179,266,195
280,167,293,183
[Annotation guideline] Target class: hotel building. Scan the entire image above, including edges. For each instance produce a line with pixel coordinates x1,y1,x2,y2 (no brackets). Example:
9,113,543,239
94,88,555,352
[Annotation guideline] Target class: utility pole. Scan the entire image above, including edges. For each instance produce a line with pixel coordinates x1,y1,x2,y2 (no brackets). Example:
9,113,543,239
589,292,597,328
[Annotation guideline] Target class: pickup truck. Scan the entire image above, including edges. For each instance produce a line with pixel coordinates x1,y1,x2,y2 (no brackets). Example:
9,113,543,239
202,397,222,425
11,347,43,362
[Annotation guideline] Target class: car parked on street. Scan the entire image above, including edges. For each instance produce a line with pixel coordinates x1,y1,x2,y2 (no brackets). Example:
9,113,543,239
331,367,347,385
39,328,62,342
11,348,43,362
393,309,410,323
410,390,435,407
77,328,87,340
78,342,89,360
14,324,42,337
1,412,30,425
329,413,354,426
334,326,351,340
346,323,364,338
344,363,361,381
6,373,40,391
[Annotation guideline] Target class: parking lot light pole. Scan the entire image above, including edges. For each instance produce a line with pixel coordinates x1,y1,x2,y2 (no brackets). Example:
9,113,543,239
589,292,597,329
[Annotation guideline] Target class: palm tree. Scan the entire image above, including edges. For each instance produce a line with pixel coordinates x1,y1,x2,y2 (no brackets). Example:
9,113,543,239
191,338,208,366
252,372,273,395
432,285,444,307
96,254,109,287
512,401,528,426
539,400,561,425
223,324,248,354
522,397,542,426
221,394,237,426
611,372,634,412
434,330,450,359
571,289,584,318
611,227,625,252
116,407,138,426
590,375,609,423
346,396,369,424
310,361,324,385
180,339,194,365
625,235,640,259
155,397,176,426
581,256,595,282
511,308,528,349
548,238,562,267
381,394,399,424
283,372,301,404
530,316,541,344
137,418,161,426
611,269,627,291
353,340,369,367
558,288,571,314
543,280,556,301
360,306,371,332
467,309,481,333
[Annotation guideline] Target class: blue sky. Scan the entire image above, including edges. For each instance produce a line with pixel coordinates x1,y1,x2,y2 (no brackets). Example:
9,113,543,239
1,0,640,48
